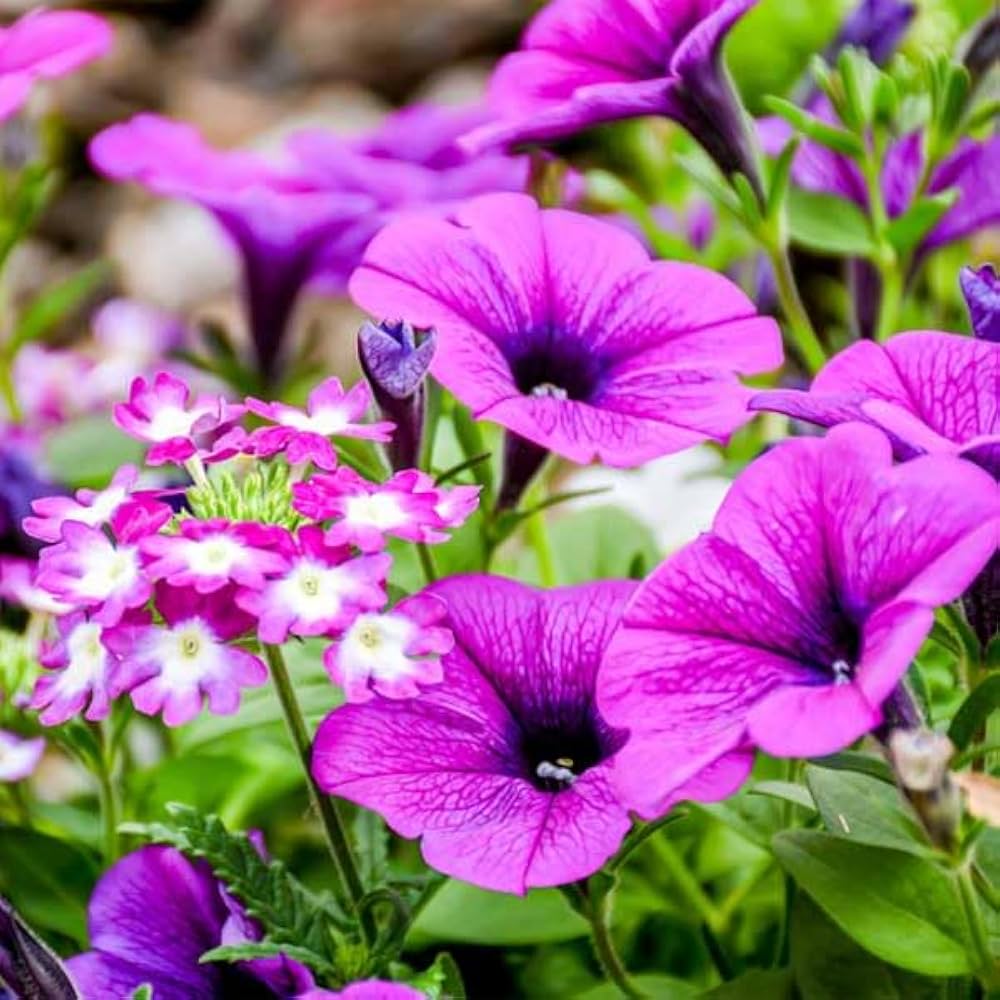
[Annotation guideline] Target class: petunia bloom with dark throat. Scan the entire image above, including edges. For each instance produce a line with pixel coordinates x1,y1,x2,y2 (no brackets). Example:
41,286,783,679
597,424,997,819
463,0,763,191
314,576,643,894
350,193,781,501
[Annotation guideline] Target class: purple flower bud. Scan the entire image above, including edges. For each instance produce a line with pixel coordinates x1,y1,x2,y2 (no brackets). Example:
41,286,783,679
497,432,549,511
358,320,436,471
960,263,1000,342
963,551,998,652
826,0,916,67
962,11,1000,92
0,897,80,1000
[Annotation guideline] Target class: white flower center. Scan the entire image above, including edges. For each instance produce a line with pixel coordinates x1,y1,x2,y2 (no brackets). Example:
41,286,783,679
274,559,354,620
64,622,107,685
185,536,245,576
340,612,417,682
282,406,349,436
147,405,199,441
153,621,223,687
345,493,405,530
79,545,139,598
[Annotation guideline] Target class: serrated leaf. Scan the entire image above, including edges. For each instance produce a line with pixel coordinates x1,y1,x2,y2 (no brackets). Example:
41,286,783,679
805,765,935,857
885,191,957,257
199,941,334,978
762,96,864,156
773,830,972,976
787,189,877,257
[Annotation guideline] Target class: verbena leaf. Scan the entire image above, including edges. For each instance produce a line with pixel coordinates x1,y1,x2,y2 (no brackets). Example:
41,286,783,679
762,96,864,156
885,191,958,257
787,189,877,257
791,892,950,999
130,987,153,1000
199,941,334,978
409,951,468,1000
773,830,972,976
805,765,935,857
701,968,795,998
10,261,109,353
132,804,349,972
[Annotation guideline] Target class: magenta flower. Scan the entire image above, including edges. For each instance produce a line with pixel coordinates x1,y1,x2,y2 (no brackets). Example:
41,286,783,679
0,731,44,783
106,585,266,726
0,557,71,616
314,576,636,893
294,467,478,553
32,613,117,726
463,0,762,187
751,330,999,478
113,371,245,467
302,985,424,1000
140,518,291,595
236,525,390,644
68,845,313,999
247,377,394,471
961,264,999,343
0,9,112,122
287,102,531,288
90,115,372,381
323,593,452,703
350,193,781,475
23,465,140,543
597,424,997,817
36,523,150,626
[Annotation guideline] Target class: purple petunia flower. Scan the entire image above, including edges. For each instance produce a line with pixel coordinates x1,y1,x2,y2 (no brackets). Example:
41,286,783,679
750,330,1000,478
462,0,762,188
113,371,246,468
236,525,390,645
597,424,997,817
961,264,1000,343
0,9,112,122
302,985,424,1000
32,613,118,726
89,115,372,381
140,519,292,596
287,102,532,289
314,576,642,894
247,377,394,471
823,0,915,69
0,730,44,783
350,192,782,477
67,845,313,1000
322,593,452,703
105,584,267,726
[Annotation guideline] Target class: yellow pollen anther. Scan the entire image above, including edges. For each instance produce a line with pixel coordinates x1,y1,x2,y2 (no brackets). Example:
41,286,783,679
555,757,574,768
358,625,381,649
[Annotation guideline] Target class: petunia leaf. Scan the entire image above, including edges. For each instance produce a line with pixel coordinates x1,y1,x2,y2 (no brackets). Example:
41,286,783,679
786,189,878,257
773,830,972,975
791,892,952,999
804,765,936,857
948,674,1000,752
701,968,795,998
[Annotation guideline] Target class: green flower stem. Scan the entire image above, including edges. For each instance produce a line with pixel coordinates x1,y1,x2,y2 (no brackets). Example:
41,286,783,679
526,508,557,587
95,741,119,863
264,644,374,945
0,357,20,423
647,833,723,933
569,883,644,999
765,241,827,375
874,263,903,343
956,865,1000,989
416,542,438,584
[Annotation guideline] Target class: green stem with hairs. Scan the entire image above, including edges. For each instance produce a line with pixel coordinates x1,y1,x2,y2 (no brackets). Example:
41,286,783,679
765,241,827,374
264,644,374,945
956,865,999,989
568,883,645,998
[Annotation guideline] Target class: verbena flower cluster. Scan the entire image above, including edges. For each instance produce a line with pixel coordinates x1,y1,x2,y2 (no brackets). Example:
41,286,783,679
0,2,997,998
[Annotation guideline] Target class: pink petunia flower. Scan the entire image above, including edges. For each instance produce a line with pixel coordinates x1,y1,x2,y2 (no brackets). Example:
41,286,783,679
247,377,393,471
140,519,292,595
0,730,44,782
23,465,140,543
105,585,267,727
113,372,245,467
36,523,150,626
236,526,390,644
323,594,453,703
0,9,112,123
293,467,478,552
31,613,120,725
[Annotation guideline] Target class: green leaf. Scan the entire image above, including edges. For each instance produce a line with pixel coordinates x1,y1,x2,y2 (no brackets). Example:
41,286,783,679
805,765,935,857
948,674,1000,751
131,804,349,968
549,506,660,585
409,952,468,1000
0,828,98,945
773,830,972,976
45,416,145,490
885,191,958,258
762,96,864,156
199,941,334,978
749,780,816,812
130,987,153,1000
766,137,799,218
787,189,877,257
699,968,795,998
408,880,588,947
10,261,109,354
791,892,950,999
808,751,894,785
582,974,698,999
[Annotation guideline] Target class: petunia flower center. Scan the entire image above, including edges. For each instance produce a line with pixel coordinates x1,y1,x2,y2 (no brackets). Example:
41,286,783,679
510,343,603,402
520,721,607,792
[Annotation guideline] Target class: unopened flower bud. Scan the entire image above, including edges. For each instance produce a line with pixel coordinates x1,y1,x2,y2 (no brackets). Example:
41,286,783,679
358,320,436,471
0,897,80,999
960,264,1000,343
888,728,961,849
